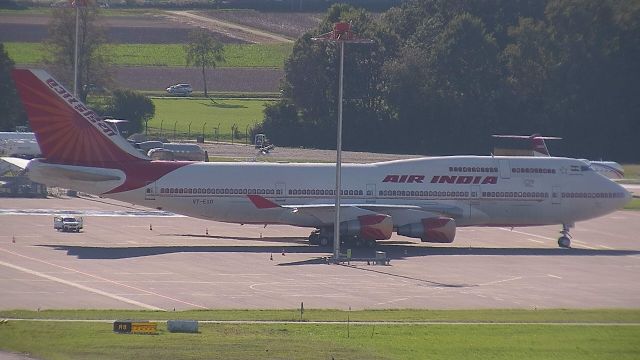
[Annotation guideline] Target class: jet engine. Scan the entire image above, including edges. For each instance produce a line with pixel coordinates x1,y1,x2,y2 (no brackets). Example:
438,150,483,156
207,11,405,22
340,214,393,240
397,217,456,243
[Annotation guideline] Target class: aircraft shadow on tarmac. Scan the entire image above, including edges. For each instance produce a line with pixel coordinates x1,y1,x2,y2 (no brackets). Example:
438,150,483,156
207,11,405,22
40,235,640,261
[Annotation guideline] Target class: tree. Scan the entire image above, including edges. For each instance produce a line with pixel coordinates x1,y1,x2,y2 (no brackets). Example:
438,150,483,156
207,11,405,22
185,29,224,97
0,42,26,131
106,89,155,136
45,2,110,102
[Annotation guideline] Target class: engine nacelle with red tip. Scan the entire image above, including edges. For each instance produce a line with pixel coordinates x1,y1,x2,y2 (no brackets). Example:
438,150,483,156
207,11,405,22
340,214,393,240
397,217,456,243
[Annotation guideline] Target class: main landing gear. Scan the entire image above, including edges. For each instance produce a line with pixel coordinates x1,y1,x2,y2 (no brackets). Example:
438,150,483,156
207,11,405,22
558,223,573,248
307,229,377,248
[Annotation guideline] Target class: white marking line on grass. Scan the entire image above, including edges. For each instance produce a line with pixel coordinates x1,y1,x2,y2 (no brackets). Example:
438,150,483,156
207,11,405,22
0,247,208,310
0,259,162,310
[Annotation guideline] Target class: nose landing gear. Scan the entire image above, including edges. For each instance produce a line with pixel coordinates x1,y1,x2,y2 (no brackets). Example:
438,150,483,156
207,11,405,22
558,223,573,248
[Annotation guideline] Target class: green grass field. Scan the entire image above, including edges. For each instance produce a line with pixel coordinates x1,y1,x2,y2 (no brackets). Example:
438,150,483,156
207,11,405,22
0,310,638,359
4,42,293,68
623,164,640,180
624,198,640,210
147,97,274,141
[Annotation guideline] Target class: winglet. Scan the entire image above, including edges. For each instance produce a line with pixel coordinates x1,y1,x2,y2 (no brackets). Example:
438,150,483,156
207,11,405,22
247,195,280,209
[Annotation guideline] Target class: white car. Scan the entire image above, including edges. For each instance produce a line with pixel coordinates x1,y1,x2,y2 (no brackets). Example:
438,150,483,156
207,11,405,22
54,216,83,232
166,84,193,96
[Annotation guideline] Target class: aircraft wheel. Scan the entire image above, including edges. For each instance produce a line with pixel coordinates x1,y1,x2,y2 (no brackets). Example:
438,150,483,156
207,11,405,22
558,236,571,248
353,237,363,248
308,232,319,245
319,236,333,247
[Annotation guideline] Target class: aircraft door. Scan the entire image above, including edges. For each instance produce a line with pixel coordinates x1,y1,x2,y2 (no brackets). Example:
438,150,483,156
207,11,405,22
499,160,511,179
144,181,156,200
366,184,376,202
552,186,561,205
275,182,286,202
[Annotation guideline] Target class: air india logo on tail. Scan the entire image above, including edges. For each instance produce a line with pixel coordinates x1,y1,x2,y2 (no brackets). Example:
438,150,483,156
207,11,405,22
44,78,117,137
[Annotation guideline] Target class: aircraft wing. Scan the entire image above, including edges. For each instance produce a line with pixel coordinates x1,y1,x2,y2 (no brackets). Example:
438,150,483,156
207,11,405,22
247,194,463,223
247,195,460,242
247,195,394,239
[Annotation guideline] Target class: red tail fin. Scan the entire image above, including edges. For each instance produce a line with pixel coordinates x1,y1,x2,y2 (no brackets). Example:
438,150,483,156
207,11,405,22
11,69,148,168
529,134,550,156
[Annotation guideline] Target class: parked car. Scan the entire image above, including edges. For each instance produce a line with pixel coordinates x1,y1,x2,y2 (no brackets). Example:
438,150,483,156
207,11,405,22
54,216,83,232
166,84,193,96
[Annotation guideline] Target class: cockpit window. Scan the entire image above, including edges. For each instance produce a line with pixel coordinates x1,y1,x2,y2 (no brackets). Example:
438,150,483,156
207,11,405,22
581,165,592,171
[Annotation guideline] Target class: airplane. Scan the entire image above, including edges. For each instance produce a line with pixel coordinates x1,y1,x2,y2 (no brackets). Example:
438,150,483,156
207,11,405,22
8,69,632,249
492,134,625,179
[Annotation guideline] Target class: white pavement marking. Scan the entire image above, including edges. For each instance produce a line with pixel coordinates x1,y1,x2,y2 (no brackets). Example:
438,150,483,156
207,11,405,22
498,227,555,241
0,259,163,310
498,227,606,250
547,274,563,279
572,240,597,250
479,276,523,286
376,298,409,306
0,247,208,310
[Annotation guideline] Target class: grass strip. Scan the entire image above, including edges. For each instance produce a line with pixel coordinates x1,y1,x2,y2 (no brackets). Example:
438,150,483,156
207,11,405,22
5,42,293,68
0,320,638,360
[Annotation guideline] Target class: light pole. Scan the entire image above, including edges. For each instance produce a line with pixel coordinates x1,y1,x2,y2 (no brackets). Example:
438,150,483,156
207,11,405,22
312,23,372,262
71,0,87,96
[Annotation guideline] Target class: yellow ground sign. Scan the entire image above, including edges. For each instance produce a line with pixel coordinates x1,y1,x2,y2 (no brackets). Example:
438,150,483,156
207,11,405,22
131,322,158,334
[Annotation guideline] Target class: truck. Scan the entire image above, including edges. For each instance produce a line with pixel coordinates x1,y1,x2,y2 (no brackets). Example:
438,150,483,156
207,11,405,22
54,216,83,232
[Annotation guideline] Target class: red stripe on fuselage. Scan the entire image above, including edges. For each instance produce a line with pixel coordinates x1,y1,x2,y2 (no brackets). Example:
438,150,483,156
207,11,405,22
104,160,191,194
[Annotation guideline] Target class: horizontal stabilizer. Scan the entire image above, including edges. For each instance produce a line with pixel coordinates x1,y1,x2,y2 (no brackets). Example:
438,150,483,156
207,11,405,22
35,164,122,182
1,157,30,170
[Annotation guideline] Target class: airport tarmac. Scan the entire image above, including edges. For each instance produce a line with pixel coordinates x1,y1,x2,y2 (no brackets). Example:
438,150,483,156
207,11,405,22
0,196,639,311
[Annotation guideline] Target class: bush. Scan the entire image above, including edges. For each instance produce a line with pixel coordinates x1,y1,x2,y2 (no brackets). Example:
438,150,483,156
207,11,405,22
106,89,154,136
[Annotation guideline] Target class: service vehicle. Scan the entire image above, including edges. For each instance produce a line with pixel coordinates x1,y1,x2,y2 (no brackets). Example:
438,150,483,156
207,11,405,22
53,216,83,232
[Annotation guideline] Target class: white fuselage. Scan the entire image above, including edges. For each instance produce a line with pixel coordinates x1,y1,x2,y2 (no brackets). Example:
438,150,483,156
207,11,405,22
94,156,629,230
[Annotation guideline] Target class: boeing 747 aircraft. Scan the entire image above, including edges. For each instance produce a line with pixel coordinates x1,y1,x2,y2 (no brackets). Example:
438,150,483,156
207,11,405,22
9,69,632,249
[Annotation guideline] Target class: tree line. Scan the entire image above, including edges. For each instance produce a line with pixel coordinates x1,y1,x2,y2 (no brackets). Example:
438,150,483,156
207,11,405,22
260,0,640,162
